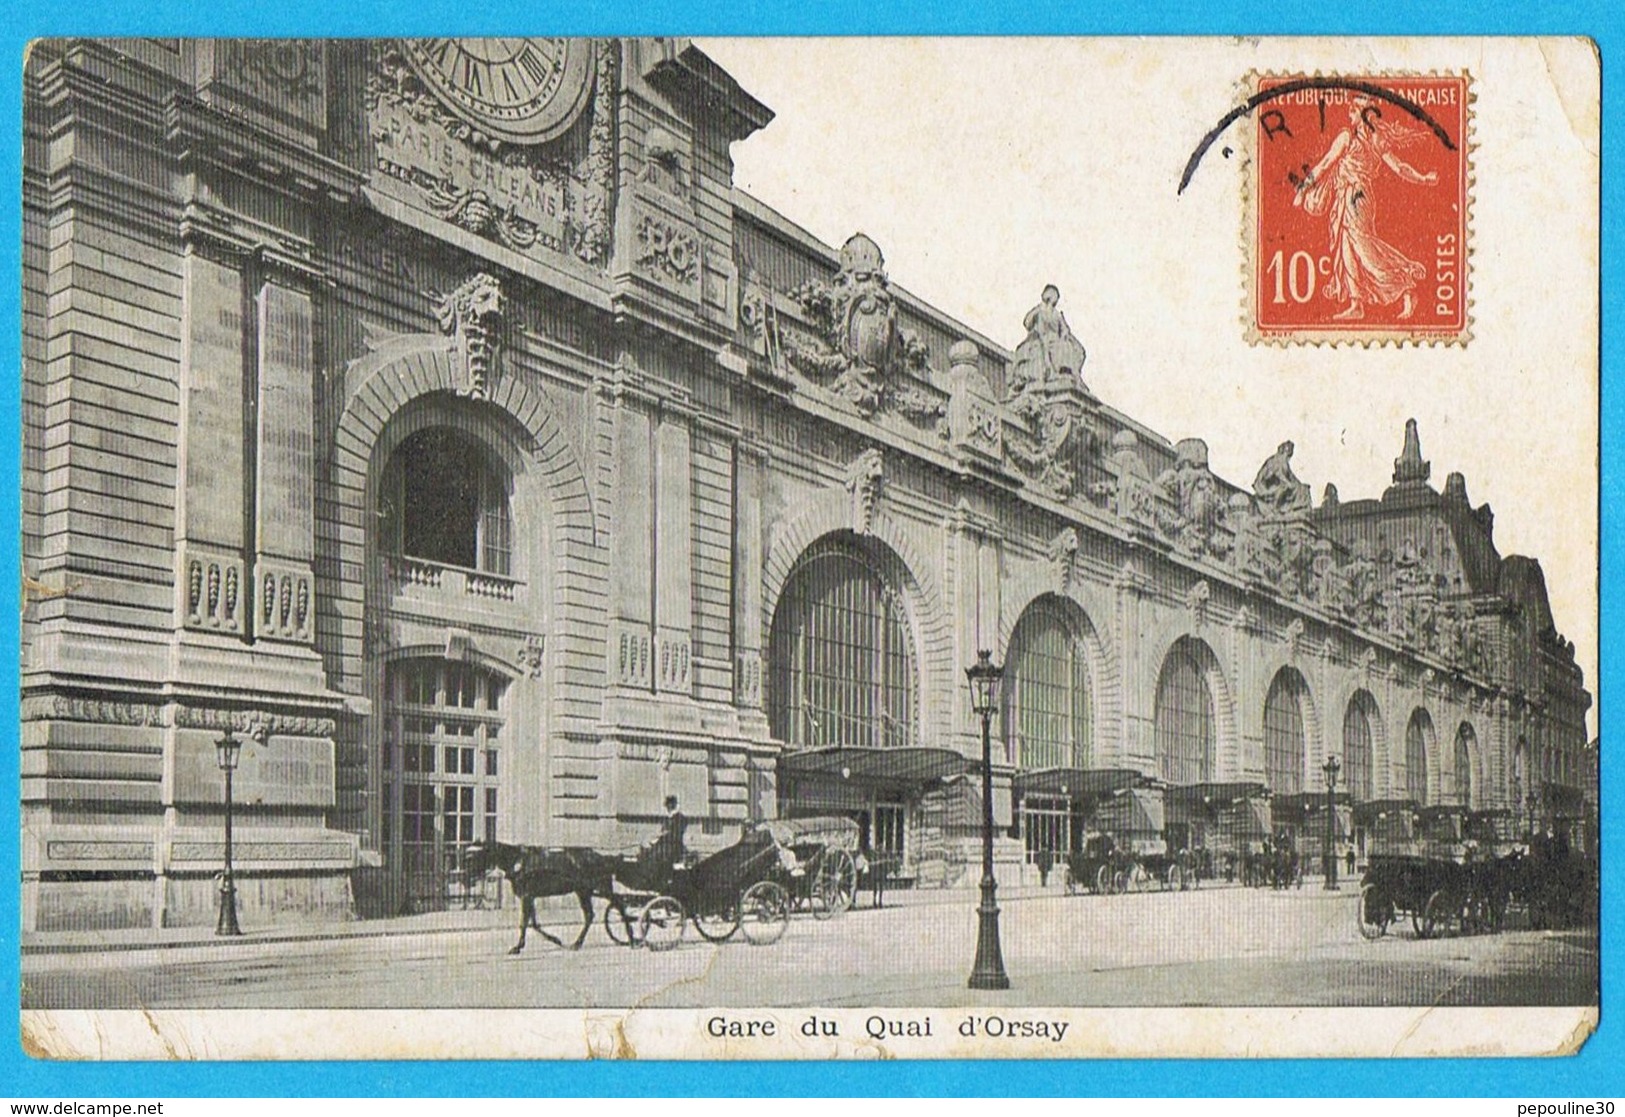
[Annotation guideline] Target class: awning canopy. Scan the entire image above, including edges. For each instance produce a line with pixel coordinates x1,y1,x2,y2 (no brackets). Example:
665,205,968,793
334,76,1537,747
1164,781,1271,809
778,746,969,786
1272,791,1352,817
1089,785,1165,836
1353,798,1422,827
1012,766,1148,800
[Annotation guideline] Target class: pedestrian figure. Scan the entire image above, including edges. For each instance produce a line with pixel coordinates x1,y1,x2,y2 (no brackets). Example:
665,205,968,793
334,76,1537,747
1036,847,1054,888
1345,845,1356,877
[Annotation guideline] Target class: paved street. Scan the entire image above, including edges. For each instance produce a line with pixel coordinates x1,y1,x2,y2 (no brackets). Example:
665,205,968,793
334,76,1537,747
21,884,1596,1010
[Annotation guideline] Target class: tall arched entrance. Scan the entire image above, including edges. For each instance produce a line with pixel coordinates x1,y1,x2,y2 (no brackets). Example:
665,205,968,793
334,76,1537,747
363,396,554,914
1003,594,1097,869
1404,709,1434,804
1155,637,1221,786
767,532,966,884
1263,668,1311,796
1454,723,1478,808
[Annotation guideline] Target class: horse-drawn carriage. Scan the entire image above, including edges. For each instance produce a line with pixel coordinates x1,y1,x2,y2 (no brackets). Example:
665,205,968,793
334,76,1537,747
601,821,797,950
467,812,870,954
604,814,867,948
1356,852,1511,939
1062,832,1200,894
1354,806,1522,941
768,815,864,918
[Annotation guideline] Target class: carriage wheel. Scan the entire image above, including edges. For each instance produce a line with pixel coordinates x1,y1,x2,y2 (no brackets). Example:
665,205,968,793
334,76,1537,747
1357,884,1392,940
829,850,858,914
740,881,791,946
1166,864,1186,892
1419,890,1447,939
1095,865,1112,894
812,851,858,919
638,895,687,952
1112,869,1130,894
693,899,741,943
603,899,638,946
1131,863,1154,893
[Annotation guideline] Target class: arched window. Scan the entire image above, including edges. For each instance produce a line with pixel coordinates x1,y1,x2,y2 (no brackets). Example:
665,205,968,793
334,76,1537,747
1003,597,1092,770
1263,669,1308,795
1454,724,1476,807
1404,709,1433,804
768,537,917,751
382,427,513,575
1155,638,1215,785
1342,691,1378,802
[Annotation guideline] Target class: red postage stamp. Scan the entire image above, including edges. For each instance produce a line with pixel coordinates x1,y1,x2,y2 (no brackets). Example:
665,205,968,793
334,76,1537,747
1247,74,1472,345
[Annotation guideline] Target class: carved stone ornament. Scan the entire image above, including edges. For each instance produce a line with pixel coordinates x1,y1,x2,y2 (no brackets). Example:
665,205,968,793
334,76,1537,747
517,634,546,680
365,41,617,266
1049,528,1080,594
1253,440,1312,519
1155,438,1230,558
1282,616,1305,653
946,340,1002,459
1006,380,1096,501
222,39,325,102
173,706,337,741
431,272,505,398
21,695,167,727
1185,579,1211,625
844,447,886,535
1228,493,1282,587
634,215,701,283
639,126,688,197
1092,431,1159,533
1332,540,1387,630
780,234,935,417
1008,285,1088,398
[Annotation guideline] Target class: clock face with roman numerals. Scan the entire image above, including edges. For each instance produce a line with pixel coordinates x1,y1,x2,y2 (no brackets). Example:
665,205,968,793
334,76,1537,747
401,38,594,145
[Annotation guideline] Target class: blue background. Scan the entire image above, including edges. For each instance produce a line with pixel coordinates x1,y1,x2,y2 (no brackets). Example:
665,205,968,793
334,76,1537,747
1,0,1617,1098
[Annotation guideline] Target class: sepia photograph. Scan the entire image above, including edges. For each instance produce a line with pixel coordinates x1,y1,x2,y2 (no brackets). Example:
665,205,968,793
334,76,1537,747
15,34,1600,1061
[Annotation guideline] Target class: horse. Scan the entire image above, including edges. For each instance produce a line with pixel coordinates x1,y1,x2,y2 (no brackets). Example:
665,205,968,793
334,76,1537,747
462,842,636,954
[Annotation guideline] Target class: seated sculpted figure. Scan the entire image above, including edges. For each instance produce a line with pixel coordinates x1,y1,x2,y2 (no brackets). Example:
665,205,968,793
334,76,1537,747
1009,285,1088,397
1252,440,1312,517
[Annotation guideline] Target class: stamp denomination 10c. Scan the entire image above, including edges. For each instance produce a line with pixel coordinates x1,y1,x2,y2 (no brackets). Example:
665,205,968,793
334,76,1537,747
1247,74,1472,345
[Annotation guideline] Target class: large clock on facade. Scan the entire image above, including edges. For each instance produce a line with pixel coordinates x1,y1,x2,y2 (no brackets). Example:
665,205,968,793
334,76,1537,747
401,38,594,145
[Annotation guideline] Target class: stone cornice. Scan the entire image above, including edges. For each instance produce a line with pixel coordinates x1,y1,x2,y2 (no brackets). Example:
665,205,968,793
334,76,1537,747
164,91,363,205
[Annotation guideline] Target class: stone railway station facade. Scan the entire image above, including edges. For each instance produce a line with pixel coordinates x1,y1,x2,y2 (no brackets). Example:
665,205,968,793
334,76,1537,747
20,38,1593,930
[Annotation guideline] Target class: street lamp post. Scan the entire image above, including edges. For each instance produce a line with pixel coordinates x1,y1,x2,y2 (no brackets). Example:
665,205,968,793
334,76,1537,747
1322,755,1341,892
965,650,1009,991
215,730,244,936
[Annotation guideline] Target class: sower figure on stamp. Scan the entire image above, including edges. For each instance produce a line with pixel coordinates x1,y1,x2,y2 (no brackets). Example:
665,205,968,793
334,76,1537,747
1294,95,1439,321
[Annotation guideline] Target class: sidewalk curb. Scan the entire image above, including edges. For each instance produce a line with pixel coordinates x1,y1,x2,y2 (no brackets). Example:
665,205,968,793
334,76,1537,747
19,882,1349,958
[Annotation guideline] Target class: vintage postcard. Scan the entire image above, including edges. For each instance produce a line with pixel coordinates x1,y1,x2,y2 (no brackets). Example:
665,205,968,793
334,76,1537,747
17,36,1598,1060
